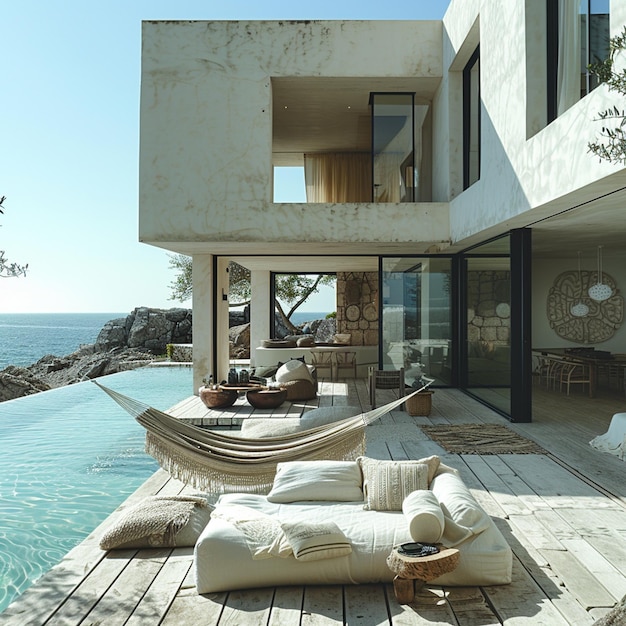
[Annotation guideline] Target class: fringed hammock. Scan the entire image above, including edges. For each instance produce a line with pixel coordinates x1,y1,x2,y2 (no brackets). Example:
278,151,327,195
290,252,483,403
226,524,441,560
94,380,432,495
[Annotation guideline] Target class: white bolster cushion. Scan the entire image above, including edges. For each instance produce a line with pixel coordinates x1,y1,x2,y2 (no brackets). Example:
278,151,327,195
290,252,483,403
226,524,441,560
402,490,445,544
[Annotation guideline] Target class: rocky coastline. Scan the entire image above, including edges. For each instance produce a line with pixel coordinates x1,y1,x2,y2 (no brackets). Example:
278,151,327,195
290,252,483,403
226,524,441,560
0,306,334,403
0,307,192,403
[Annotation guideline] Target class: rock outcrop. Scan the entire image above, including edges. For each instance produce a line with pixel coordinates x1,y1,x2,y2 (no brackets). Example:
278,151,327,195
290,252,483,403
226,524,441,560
0,306,191,403
95,306,193,353
0,346,157,403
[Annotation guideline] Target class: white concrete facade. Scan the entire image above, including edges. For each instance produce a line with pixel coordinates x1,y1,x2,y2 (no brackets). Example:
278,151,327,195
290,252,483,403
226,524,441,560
139,4,626,397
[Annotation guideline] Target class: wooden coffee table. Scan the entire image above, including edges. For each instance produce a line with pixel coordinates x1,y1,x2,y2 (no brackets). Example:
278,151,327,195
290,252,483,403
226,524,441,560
386,545,460,604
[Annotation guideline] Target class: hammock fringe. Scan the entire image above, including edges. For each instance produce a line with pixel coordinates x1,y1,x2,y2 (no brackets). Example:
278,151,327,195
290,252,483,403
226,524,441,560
94,379,432,494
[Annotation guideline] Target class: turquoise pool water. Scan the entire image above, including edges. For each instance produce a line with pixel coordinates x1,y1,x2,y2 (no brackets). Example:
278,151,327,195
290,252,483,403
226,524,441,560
0,366,193,613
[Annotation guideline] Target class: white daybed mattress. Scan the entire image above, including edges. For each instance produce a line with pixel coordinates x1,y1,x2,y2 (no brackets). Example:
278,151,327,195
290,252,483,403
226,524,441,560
194,468,512,593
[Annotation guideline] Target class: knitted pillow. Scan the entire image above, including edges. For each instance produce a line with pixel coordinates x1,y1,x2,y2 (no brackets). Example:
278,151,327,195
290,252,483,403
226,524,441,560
357,456,440,511
99,495,213,550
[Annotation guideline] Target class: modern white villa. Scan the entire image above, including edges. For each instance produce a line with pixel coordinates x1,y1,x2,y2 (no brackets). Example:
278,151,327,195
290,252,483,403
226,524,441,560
138,0,625,423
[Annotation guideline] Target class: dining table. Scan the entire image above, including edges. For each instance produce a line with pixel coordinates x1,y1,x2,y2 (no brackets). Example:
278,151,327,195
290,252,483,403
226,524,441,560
533,347,626,398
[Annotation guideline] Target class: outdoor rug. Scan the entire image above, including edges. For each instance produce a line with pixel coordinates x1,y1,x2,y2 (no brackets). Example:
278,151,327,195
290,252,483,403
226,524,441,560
420,424,547,455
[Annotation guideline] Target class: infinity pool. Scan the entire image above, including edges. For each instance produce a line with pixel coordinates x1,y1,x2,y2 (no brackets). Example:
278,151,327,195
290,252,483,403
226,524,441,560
0,366,193,613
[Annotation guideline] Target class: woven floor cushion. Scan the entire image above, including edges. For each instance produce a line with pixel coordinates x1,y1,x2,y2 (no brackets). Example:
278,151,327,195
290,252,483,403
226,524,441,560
279,379,317,401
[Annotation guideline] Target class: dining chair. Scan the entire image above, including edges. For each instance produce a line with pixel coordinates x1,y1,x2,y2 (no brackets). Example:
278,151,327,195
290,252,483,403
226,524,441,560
545,356,567,391
559,362,591,396
335,351,357,379
310,350,335,381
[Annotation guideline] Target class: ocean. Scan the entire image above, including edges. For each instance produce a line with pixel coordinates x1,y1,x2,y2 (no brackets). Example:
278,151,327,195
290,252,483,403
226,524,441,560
0,313,124,371
0,311,331,371
289,311,331,328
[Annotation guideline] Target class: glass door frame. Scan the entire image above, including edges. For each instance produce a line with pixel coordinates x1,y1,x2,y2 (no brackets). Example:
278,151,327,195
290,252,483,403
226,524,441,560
369,92,416,203
376,228,531,422
454,229,532,422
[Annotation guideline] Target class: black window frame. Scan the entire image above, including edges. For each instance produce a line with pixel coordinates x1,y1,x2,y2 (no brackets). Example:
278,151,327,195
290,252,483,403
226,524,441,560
463,45,481,190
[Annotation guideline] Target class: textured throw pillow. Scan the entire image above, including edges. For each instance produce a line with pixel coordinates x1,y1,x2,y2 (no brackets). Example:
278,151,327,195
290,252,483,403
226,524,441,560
267,460,364,503
300,406,361,429
281,520,352,561
402,489,445,543
357,456,440,511
99,495,213,550
275,359,314,384
252,365,279,379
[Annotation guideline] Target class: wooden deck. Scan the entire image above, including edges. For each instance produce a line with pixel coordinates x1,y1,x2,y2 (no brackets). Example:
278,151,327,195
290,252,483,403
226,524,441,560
3,379,626,625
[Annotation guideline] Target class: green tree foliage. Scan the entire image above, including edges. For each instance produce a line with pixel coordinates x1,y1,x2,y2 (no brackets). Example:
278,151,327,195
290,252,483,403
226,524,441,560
588,27,626,164
168,254,334,332
168,253,193,301
0,196,28,279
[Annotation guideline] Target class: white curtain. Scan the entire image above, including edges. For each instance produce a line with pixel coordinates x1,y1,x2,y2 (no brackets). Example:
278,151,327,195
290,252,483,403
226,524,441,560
373,153,405,203
557,0,581,116
304,153,371,203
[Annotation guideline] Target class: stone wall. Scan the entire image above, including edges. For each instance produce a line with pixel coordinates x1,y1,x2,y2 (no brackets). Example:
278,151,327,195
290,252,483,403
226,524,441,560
336,271,379,346
467,271,511,347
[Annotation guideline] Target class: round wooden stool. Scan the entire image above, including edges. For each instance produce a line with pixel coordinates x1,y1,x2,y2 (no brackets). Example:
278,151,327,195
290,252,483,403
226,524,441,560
386,545,460,604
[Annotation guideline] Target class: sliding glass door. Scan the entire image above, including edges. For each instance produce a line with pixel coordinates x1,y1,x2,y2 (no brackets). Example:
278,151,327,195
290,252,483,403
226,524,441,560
459,230,532,422
381,257,452,387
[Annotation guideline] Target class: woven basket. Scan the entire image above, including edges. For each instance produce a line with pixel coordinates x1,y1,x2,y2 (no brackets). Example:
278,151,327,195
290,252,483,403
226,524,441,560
405,391,434,416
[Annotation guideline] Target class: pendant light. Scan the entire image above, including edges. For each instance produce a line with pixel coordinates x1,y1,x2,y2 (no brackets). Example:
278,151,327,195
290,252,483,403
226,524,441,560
571,251,589,317
588,245,613,302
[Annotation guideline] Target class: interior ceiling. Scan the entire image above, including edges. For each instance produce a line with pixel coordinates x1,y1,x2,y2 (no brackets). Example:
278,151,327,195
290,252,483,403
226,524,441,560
272,76,439,165
229,255,379,273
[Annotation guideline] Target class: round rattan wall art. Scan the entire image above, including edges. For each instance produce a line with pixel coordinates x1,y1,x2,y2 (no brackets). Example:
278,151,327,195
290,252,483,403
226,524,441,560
547,269,623,343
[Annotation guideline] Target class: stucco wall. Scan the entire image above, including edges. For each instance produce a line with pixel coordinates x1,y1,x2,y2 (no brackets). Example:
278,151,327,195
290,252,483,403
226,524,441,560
139,20,449,253
444,0,626,245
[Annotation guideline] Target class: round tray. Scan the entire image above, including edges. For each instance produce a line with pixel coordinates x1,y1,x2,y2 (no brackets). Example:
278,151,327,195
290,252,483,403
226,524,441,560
220,383,264,392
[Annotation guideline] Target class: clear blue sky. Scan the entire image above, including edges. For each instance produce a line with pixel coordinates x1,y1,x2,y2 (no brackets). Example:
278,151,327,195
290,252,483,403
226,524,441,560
1,0,451,314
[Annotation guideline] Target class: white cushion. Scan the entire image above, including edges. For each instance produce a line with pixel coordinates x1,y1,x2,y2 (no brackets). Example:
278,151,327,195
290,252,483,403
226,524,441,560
430,469,491,547
300,406,361,429
275,360,314,384
239,418,302,438
358,457,430,511
402,490,445,544
281,520,352,561
267,460,363,503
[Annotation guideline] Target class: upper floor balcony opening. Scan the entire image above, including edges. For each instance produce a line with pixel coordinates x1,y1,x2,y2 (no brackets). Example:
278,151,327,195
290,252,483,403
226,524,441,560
272,77,435,204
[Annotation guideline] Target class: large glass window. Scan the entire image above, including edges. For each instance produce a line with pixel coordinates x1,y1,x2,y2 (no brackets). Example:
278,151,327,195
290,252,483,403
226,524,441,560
547,0,610,121
463,47,480,189
381,257,452,386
